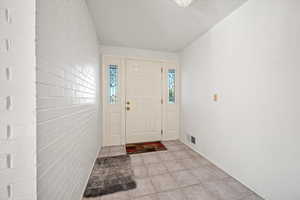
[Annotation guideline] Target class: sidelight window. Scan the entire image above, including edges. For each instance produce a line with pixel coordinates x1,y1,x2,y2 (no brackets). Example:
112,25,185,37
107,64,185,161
168,69,176,104
108,65,118,104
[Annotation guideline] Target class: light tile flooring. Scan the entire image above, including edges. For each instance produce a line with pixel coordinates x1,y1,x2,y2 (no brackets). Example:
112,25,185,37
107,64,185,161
83,140,263,200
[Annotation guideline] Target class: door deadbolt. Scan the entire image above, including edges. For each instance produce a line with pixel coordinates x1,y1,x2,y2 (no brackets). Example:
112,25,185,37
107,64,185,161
126,107,130,111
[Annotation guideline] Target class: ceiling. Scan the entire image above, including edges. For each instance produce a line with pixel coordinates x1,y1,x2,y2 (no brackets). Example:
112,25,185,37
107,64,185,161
86,0,248,52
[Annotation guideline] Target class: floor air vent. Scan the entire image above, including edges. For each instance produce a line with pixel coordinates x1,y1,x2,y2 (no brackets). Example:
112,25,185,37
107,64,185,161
186,134,196,144
191,136,196,144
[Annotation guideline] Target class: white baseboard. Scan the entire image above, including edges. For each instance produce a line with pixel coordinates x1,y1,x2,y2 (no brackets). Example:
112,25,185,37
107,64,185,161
179,137,265,200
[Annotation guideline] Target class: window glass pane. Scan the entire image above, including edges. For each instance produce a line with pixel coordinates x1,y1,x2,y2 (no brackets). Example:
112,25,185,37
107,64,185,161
168,69,176,104
108,65,118,104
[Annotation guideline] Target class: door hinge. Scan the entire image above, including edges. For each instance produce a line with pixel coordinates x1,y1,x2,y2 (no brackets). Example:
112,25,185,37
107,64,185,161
161,129,163,135
161,99,163,104
161,67,163,73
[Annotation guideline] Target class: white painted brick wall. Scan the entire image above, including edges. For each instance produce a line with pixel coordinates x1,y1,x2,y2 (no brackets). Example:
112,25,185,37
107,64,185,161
0,0,37,200
36,0,101,200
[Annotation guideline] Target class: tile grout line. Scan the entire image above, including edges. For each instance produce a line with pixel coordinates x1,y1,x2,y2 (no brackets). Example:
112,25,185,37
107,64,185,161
89,141,258,200
128,141,196,199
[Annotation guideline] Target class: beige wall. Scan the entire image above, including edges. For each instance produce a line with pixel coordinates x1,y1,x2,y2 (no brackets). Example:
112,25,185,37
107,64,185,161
180,0,300,199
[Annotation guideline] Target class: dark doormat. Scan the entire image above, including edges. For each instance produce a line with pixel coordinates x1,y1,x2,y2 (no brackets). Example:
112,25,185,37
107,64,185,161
83,155,136,198
126,141,167,155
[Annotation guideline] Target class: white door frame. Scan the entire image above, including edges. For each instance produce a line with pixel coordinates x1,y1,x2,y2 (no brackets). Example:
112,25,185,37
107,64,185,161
101,55,180,146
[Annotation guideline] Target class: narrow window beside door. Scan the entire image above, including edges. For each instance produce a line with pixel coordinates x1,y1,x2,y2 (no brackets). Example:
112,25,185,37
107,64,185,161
168,69,176,104
108,65,118,104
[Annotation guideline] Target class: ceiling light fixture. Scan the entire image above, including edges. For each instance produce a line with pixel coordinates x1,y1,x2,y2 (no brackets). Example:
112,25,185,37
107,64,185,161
173,0,193,8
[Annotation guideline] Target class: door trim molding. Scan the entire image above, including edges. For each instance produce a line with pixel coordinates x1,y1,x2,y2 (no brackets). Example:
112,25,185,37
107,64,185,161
101,55,180,146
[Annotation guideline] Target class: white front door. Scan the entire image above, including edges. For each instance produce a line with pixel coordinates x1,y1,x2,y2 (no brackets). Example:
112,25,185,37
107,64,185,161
125,59,163,143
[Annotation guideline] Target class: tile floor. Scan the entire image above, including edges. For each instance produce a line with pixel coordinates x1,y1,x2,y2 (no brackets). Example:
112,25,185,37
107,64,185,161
82,140,263,200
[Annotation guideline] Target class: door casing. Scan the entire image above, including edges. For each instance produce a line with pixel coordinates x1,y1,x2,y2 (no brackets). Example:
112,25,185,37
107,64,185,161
102,55,180,146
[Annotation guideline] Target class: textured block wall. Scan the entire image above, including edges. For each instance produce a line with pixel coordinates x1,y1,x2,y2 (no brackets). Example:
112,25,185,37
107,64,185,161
36,0,101,200
0,1,37,199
